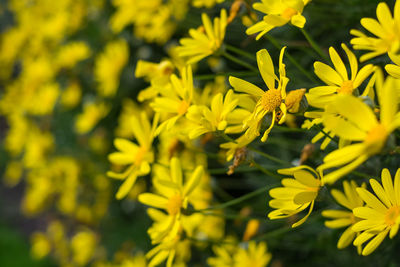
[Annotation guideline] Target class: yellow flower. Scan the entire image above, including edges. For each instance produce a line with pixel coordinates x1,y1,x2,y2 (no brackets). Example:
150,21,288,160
186,89,239,139
176,9,227,64
352,168,400,256
246,0,310,40
94,39,129,97
317,77,400,184
74,101,110,134
385,52,400,78
70,230,98,266
229,47,289,142
269,165,321,228
56,41,91,69
60,81,82,109
350,1,400,62
192,0,224,8
107,112,158,199
138,157,204,218
322,180,364,252
135,59,175,102
151,66,194,134
233,241,271,267
306,44,374,108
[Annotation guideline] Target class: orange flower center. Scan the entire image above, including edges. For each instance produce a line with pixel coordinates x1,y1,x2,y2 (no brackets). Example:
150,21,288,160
134,146,147,166
281,7,297,20
167,194,183,215
337,80,354,94
364,124,388,154
385,205,400,226
177,100,189,115
260,89,282,112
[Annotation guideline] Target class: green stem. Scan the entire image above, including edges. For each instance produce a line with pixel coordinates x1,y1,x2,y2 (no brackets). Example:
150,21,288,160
250,160,281,178
312,124,338,144
248,146,289,166
195,71,257,81
300,28,329,62
225,44,256,61
221,51,259,73
194,185,271,212
264,34,318,84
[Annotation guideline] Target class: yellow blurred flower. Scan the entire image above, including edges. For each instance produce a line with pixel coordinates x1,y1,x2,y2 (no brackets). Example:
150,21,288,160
350,1,400,61
95,39,129,97
322,180,364,253
75,101,110,134
318,77,400,184
177,9,227,64
151,66,194,134
108,112,158,199
352,168,400,255
246,0,310,40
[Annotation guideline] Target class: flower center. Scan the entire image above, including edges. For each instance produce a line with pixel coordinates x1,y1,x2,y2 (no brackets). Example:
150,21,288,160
337,80,354,94
364,124,388,154
260,89,282,112
385,205,400,226
167,194,183,215
281,7,297,20
134,146,147,166
177,100,189,115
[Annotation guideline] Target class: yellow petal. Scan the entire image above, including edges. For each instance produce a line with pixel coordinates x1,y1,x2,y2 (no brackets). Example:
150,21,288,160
293,191,318,205
294,170,320,187
138,193,168,209
356,187,387,213
314,61,343,86
116,172,138,200
257,49,276,90
229,76,264,96
337,226,356,249
329,47,348,81
183,165,204,197
362,230,388,256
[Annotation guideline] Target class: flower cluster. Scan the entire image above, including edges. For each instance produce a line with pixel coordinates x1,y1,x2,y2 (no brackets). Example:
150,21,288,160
2,0,400,266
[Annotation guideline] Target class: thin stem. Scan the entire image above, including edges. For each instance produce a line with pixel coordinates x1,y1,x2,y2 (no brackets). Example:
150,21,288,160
300,28,329,62
248,146,289,166
225,44,256,61
194,185,271,212
264,34,318,84
221,51,259,73
312,124,338,144
250,160,281,178
195,71,257,81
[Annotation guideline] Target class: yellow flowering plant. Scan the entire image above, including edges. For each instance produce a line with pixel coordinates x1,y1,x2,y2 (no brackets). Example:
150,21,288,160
3,0,400,266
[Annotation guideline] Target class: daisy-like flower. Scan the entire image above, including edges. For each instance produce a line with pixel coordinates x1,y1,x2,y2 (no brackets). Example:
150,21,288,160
229,47,289,142
269,165,322,228
151,66,194,135
350,1,400,62
135,59,175,102
306,43,374,109
352,168,400,256
138,157,204,238
385,52,400,79
107,112,159,200
186,89,239,139
176,9,227,64
322,180,365,253
246,0,310,40
94,39,129,97
233,241,272,267
317,77,400,185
